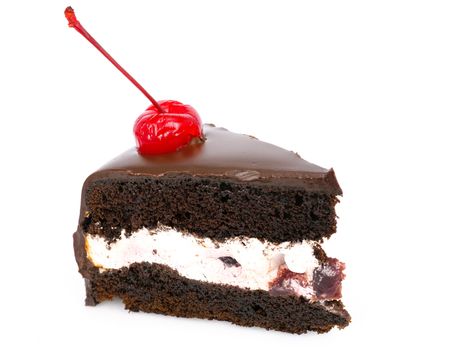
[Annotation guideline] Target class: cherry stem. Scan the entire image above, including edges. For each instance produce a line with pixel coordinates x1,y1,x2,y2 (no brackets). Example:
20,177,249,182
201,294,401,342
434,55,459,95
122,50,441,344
64,7,164,113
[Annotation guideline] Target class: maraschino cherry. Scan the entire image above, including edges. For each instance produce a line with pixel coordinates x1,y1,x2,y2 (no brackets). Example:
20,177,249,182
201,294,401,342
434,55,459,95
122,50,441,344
64,7,203,155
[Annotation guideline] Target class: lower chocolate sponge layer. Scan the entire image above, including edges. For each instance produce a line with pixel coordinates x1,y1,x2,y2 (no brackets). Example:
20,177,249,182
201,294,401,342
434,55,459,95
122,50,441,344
85,262,350,334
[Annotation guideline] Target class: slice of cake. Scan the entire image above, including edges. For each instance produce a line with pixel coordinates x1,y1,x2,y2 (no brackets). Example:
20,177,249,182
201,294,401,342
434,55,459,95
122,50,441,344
66,7,350,334
74,125,350,334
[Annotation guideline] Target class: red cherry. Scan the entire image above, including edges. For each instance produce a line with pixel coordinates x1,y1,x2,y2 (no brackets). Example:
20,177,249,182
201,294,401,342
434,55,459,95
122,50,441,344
134,101,203,155
157,100,202,125
65,7,203,154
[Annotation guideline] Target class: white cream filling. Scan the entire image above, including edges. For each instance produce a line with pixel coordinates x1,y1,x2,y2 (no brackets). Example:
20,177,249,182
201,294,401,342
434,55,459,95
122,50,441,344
85,226,319,297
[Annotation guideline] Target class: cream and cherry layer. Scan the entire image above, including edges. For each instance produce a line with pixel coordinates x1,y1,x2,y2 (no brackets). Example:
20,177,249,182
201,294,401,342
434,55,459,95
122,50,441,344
85,226,345,302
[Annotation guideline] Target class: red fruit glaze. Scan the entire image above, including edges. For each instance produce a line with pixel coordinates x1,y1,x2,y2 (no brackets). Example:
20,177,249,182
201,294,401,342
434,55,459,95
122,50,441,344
134,101,203,155
65,7,203,155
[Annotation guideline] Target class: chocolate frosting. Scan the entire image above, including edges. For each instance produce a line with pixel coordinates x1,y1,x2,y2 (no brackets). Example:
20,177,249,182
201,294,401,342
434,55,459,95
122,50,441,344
85,124,342,194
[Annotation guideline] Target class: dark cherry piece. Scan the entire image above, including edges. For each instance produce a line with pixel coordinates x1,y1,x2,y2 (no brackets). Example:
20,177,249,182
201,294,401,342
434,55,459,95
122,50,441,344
218,256,241,267
269,265,309,297
313,258,346,300
64,7,203,155
269,258,345,300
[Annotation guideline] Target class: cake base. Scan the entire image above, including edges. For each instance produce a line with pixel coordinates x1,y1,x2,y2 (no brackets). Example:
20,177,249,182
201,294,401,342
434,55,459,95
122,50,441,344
84,261,350,334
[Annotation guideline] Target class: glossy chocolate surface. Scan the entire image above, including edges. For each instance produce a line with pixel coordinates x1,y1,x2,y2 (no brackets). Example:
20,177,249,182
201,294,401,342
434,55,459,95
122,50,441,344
85,125,342,194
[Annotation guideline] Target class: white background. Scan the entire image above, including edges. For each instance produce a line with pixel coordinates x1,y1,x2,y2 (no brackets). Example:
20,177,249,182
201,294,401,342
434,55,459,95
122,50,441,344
0,1,466,349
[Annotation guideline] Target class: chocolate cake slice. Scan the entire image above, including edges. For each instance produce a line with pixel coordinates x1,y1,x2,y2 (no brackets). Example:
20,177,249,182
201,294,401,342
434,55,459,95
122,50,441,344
74,124,350,334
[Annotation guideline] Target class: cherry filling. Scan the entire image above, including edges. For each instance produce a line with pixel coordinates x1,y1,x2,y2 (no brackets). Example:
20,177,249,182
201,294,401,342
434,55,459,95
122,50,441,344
269,257,345,301
214,254,345,301
313,258,346,300
269,265,310,297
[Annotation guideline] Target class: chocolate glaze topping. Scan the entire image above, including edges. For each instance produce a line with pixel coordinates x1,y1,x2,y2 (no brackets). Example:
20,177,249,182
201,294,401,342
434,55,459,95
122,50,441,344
84,124,342,194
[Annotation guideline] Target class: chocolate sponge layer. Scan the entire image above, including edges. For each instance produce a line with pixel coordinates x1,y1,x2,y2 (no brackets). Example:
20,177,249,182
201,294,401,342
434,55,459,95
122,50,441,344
84,261,350,334
82,175,339,243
